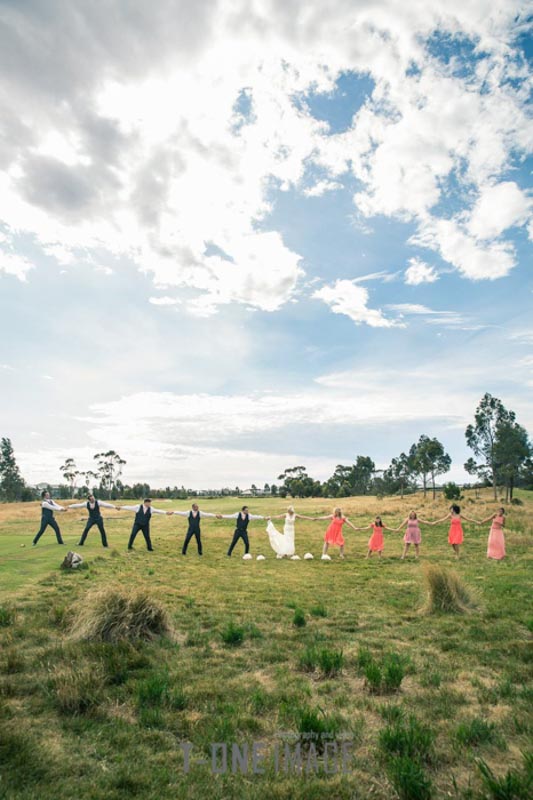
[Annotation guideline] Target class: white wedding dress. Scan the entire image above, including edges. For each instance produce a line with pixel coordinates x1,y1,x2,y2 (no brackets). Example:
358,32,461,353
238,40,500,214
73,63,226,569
266,513,296,557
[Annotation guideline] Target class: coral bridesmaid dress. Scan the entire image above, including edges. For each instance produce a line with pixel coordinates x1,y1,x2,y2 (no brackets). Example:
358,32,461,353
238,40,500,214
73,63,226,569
487,515,505,560
448,516,464,545
324,517,346,546
368,525,384,552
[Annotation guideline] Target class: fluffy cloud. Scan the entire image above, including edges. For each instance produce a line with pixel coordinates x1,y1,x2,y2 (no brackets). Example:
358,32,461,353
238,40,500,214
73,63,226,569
404,258,439,285
409,218,516,280
0,251,34,281
313,279,403,327
0,0,530,314
468,182,531,240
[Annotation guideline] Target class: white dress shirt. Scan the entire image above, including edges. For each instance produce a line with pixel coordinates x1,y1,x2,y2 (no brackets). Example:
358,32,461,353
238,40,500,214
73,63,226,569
42,500,66,512
69,501,116,510
220,512,264,520
172,510,217,518
121,504,167,514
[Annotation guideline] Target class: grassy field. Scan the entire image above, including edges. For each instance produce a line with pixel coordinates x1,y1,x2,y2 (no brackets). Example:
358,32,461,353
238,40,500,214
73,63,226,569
0,491,531,799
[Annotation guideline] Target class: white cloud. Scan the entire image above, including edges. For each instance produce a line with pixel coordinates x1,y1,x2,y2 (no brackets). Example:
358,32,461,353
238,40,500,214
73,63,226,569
0,251,34,281
303,179,343,197
468,181,531,240
386,303,480,329
404,257,439,285
313,279,403,328
353,271,399,283
0,0,529,306
149,296,181,306
409,218,517,280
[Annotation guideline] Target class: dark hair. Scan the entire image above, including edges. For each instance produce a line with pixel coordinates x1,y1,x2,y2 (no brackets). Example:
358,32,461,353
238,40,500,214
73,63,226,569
241,505,248,512
41,490,47,499
375,516,383,527
451,504,461,514
144,498,152,503
498,507,505,515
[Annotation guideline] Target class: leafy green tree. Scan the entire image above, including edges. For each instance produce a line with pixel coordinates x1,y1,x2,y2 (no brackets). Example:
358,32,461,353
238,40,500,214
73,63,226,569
59,458,79,498
465,393,515,499
93,450,126,499
0,437,27,502
351,456,376,495
277,466,320,497
385,452,414,498
494,419,531,501
443,482,462,501
410,435,451,498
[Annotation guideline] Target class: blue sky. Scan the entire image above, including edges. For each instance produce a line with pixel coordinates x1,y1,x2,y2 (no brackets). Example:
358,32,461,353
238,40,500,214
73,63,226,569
0,1,531,489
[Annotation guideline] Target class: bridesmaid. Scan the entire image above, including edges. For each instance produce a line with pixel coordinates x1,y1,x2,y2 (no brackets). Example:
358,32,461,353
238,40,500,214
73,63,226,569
395,511,433,560
481,507,506,560
431,504,480,559
316,507,358,560
355,516,395,559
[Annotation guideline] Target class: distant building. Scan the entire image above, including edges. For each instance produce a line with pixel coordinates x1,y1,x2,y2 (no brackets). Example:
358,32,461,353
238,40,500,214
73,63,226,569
35,483,62,499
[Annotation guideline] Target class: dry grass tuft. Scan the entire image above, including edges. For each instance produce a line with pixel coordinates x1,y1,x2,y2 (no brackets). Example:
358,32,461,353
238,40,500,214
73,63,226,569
70,585,175,643
422,565,476,615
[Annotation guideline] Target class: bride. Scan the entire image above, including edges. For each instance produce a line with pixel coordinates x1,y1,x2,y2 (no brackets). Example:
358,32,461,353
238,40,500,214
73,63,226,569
266,506,312,558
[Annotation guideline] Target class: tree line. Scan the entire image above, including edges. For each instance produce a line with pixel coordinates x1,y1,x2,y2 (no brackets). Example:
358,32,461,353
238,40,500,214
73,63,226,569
1,393,531,502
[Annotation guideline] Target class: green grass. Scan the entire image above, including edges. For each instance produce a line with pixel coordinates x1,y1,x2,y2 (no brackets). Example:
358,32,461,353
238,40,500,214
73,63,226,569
0,490,532,798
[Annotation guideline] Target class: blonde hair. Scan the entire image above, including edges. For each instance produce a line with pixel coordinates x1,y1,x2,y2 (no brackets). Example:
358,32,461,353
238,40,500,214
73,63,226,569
287,505,295,514
333,507,342,517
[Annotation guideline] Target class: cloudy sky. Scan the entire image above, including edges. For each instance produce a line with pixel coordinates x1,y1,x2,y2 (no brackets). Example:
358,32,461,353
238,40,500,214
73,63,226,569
1,0,532,489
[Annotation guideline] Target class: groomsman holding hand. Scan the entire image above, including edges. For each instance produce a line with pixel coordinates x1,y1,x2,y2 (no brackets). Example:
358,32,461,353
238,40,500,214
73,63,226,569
119,499,172,551
219,505,268,557
69,494,118,548
171,503,219,556
32,491,68,546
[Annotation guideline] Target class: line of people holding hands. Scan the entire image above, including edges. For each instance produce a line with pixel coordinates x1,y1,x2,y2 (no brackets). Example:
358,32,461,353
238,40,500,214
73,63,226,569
32,491,507,561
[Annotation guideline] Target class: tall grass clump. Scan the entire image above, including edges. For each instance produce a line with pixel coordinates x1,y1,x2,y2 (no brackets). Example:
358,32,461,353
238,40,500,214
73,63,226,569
423,564,476,614
0,606,15,627
456,717,498,747
386,755,432,800
361,651,407,694
379,715,435,764
477,752,532,799
318,647,344,677
297,706,341,753
70,586,175,643
220,621,245,646
49,665,105,715
298,645,344,677
293,608,306,627
298,645,319,672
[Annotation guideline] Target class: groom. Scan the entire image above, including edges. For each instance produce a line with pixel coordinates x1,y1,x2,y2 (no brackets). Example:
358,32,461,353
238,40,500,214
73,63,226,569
220,505,268,557
172,503,219,555
119,499,172,551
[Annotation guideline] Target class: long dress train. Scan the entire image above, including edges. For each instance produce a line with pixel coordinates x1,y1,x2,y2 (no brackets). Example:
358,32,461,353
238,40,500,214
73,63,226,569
266,514,296,556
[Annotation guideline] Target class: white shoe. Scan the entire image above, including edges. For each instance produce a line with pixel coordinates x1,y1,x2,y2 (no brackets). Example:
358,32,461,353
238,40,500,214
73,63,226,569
242,553,253,560
256,554,266,561
276,554,284,559
290,555,301,560
321,554,332,561
304,552,313,560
